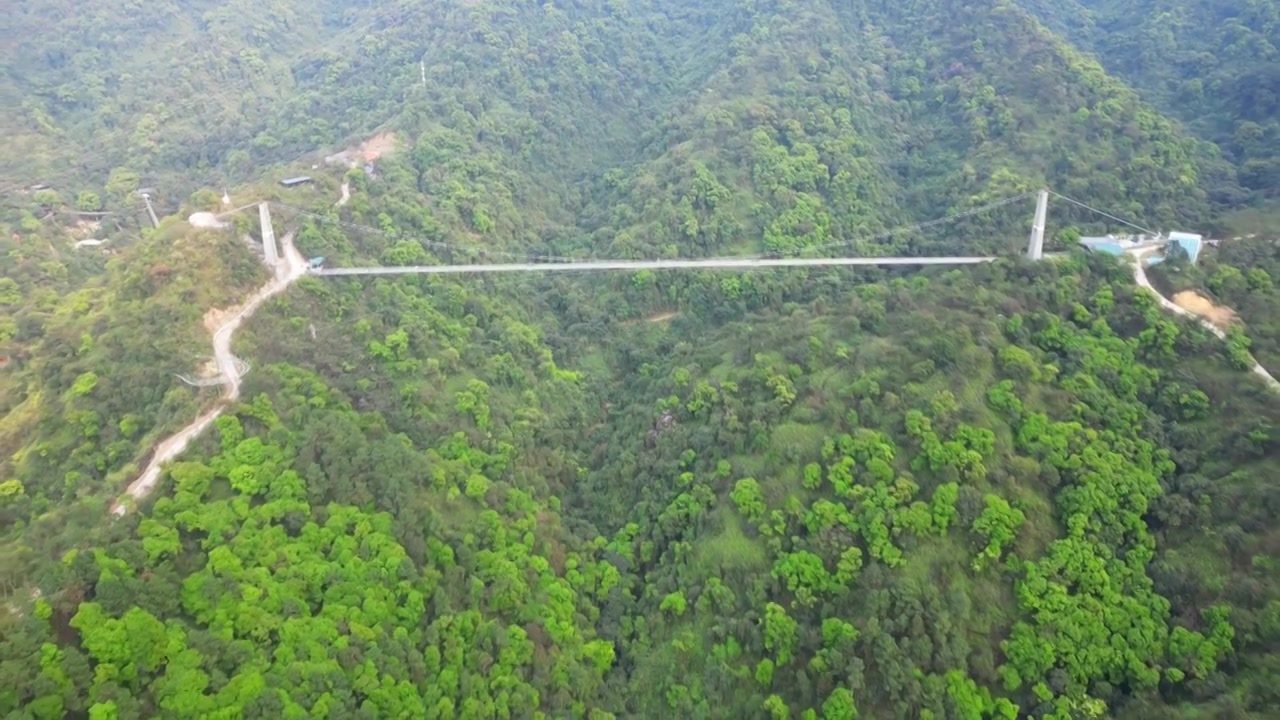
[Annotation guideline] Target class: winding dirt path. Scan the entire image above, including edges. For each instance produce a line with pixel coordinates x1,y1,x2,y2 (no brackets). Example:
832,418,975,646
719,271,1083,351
1130,249,1279,392
111,226,309,515
114,180,356,513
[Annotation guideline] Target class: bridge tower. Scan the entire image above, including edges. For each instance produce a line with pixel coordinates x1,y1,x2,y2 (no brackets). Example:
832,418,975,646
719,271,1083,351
138,191,161,229
258,202,279,266
1026,189,1049,260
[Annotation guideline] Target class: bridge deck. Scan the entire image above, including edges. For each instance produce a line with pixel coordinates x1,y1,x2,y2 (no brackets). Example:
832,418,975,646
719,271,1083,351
311,256,1001,276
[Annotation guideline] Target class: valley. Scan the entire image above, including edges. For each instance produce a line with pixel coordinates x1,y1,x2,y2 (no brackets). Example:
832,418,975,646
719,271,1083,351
2,1,1279,719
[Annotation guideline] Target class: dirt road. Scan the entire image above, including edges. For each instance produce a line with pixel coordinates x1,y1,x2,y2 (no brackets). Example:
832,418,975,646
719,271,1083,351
1130,249,1279,392
111,229,308,515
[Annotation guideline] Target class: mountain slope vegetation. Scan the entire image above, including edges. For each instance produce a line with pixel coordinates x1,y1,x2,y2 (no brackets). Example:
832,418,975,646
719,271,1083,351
1017,0,1280,199
2,1,1278,719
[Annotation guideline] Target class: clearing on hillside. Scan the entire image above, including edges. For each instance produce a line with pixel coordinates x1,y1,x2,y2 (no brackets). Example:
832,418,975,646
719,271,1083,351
326,132,398,167
1172,290,1238,329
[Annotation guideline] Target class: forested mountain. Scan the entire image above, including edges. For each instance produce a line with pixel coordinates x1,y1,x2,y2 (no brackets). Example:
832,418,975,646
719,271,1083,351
4,0,356,192
3,1,1279,719
2,0,1245,224
1016,0,1280,199
2,0,715,204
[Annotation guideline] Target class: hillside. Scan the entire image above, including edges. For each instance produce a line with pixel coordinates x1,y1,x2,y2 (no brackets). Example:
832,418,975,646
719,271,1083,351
1017,0,1279,200
4,0,1241,226
2,1,1279,719
3,0,357,192
2,0,716,209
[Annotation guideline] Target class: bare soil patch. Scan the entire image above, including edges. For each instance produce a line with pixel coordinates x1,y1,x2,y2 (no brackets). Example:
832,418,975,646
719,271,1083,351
202,305,236,334
197,359,220,379
1172,291,1238,329
328,132,398,167
359,132,397,161
620,311,681,327
70,219,100,239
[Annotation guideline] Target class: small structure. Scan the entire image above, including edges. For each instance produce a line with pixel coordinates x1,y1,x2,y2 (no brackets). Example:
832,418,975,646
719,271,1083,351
279,176,314,188
1166,231,1203,264
137,189,160,228
1078,234,1144,256
189,212,228,229
307,256,326,270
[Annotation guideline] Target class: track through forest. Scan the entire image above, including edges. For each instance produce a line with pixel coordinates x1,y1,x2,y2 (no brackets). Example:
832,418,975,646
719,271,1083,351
110,212,310,514
1130,248,1280,391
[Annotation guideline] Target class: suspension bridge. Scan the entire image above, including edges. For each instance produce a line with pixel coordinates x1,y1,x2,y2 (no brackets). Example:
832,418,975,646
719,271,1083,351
311,255,1003,274
108,182,1246,516
227,188,1095,276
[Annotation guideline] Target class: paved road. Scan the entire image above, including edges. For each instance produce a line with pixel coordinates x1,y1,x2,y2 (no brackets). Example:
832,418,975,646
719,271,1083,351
1129,248,1279,392
313,255,1000,276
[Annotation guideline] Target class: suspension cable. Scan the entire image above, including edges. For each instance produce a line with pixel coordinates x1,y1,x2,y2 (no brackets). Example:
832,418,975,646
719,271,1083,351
271,203,587,264
1047,190,1158,236
776,191,1036,258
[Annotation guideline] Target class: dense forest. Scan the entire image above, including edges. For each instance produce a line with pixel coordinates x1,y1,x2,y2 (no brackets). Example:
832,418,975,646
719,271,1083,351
2,0,1279,719
1019,0,1280,200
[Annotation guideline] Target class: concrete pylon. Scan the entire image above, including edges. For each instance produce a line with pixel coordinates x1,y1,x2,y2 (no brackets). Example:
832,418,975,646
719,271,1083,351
1027,188,1049,260
258,202,278,266
140,193,160,229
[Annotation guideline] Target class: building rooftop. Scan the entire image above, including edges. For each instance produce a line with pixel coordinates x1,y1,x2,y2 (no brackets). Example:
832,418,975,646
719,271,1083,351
1078,234,1148,256
1081,241,1128,256
1079,234,1144,249
1167,231,1203,264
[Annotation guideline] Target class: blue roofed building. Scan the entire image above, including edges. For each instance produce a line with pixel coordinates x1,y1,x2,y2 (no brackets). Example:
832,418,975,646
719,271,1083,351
1167,231,1203,264
1081,241,1127,256
1078,234,1143,256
